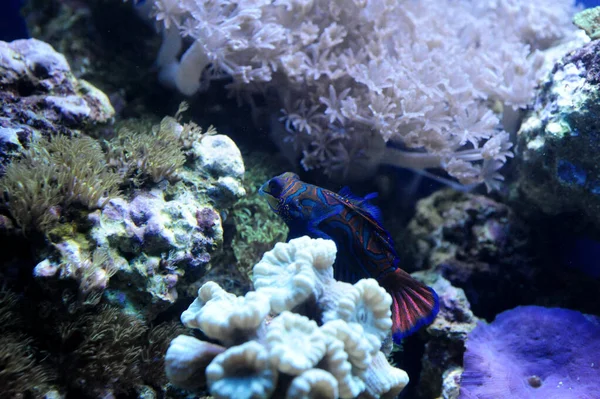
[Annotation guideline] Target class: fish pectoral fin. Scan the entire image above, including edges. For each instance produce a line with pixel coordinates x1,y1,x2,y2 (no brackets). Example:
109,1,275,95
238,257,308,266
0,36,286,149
308,203,344,225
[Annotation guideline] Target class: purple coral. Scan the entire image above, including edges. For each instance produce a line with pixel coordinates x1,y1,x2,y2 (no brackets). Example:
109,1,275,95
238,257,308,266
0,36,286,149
460,306,600,399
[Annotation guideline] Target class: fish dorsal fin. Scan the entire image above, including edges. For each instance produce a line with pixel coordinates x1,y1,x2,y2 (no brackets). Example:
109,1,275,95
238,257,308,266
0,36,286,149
336,186,398,258
338,186,383,224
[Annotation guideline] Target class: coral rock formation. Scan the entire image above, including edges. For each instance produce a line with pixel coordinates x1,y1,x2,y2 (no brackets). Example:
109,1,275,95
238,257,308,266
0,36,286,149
515,39,600,228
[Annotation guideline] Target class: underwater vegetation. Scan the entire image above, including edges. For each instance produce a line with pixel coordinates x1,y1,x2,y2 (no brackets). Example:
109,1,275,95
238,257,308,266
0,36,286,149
228,151,289,281
0,283,186,398
0,135,121,232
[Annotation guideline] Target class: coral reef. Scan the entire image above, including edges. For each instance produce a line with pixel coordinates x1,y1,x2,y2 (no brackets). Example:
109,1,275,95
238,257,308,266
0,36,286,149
401,189,534,318
515,39,600,228
0,38,247,322
459,306,600,399
140,0,581,186
3,2,600,399
32,116,245,317
165,236,409,399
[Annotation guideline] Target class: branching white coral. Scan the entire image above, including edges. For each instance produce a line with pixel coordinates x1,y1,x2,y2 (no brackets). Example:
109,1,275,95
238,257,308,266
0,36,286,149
138,0,580,187
266,311,327,375
181,281,270,345
286,369,339,399
206,341,278,399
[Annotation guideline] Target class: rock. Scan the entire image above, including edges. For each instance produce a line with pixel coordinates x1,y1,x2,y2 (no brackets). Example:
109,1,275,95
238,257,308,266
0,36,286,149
0,39,114,167
412,271,477,399
193,135,245,179
178,134,246,210
403,189,534,318
88,189,223,318
34,185,224,319
514,39,600,228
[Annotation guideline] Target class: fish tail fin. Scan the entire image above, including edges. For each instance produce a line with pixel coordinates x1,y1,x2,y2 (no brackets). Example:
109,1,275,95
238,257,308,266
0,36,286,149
380,269,439,343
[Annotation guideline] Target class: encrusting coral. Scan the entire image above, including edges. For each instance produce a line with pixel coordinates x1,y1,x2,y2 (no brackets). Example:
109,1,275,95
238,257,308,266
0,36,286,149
459,306,600,399
165,236,409,399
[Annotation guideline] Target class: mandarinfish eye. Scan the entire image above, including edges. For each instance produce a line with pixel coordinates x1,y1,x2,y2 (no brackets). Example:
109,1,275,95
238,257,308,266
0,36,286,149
268,179,283,197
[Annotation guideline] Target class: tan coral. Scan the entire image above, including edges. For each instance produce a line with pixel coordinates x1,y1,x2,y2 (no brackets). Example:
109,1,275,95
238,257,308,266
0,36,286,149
206,341,278,399
321,319,378,374
318,333,365,399
253,237,324,313
164,335,226,391
294,236,337,285
181,281,270,345
266,311,327,375
322,279,392,349
362,351,409,399
286,369,339,399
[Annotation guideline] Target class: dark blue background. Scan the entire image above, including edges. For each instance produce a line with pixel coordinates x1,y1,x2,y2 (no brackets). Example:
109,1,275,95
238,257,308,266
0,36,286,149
0,0,28,41
2,1,600,42
580,0,600,6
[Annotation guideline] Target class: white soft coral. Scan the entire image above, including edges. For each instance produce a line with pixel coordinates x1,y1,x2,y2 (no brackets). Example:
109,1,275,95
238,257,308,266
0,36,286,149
137,0,580,187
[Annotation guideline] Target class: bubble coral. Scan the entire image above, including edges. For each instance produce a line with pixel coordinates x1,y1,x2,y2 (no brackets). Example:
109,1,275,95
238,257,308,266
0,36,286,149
164,335,225,391
318,330,366,399
363,351,409,399
166,237,408,399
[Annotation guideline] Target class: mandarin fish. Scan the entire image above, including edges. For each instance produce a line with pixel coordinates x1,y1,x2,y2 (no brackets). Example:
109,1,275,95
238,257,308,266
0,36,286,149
260,172,439,343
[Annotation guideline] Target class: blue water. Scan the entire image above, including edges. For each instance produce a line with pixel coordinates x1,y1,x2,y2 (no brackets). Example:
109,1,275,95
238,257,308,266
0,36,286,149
580,0,600,6
0,0,29,41
2,1,600,42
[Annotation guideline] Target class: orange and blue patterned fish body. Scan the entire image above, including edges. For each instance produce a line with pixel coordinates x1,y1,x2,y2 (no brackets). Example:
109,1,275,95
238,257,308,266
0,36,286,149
260,172,439,343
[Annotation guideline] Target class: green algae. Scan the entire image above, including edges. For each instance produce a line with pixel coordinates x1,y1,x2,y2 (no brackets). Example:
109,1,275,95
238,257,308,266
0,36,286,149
230,151,288,280
573,6,600,40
